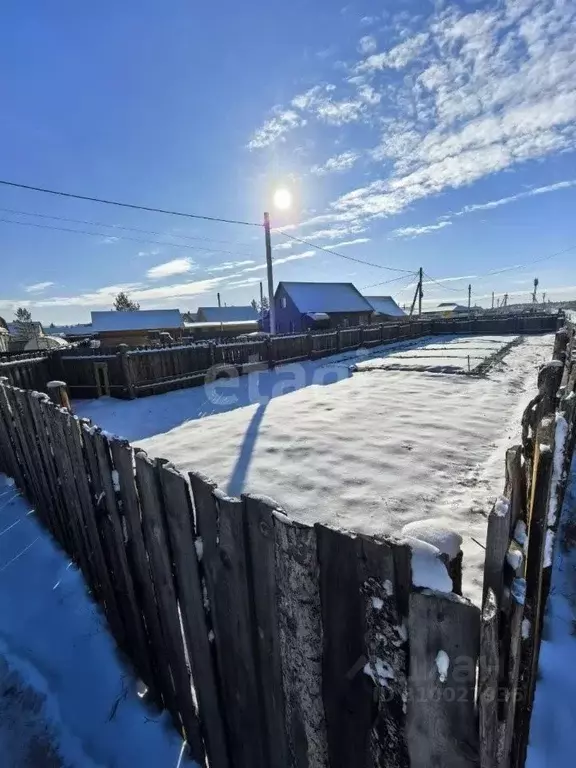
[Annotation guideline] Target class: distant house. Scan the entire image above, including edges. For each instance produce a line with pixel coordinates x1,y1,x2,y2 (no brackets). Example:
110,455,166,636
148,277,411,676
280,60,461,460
271,282,374,333
183,320,260,340
364,295,406,320
90,309,183,347
49,323,94,340
0,316,8,353
423,302,470,317
196,306,259,323
7,321,45,352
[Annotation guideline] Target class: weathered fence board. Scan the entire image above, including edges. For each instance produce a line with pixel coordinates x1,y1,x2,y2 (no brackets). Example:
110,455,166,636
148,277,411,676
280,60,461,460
243,494,288,768
479,589,499,768
110,440,180,718
134,454,204,761
407,590,480,768
190,473,267,768
275,515,328,768
316,526,409,768
482,497,512,606
159,465,229,768
90,429,157,693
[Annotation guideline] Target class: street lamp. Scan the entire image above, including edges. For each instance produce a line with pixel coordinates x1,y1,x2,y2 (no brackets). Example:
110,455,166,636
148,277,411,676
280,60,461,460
264,188,293,335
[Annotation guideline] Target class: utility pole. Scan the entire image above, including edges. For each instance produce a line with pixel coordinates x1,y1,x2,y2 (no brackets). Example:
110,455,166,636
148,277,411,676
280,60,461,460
468,283,472,316
542,292,546,303
264,211,276,335
532,277,539,303
491,291,494,309
217,292,223,333
503,292,508,307
259,281,264,312
418,267,423,316
409,268,423,317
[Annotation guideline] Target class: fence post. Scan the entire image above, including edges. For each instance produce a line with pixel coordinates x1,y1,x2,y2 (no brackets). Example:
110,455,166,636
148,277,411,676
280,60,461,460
46,380,72,412
307,332,313,359
265,336,274,370
336,328,341,353
117,344,135,399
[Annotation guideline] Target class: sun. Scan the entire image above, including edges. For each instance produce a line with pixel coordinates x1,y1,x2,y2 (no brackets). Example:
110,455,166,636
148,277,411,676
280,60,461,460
273,188,292,211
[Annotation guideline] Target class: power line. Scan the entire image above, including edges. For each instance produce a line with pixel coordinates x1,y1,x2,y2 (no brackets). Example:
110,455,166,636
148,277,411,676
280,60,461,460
361,272,419,290
423,242,576,292
275,230,414,274
0,217,259,259
423,272,463,293
0,178,262,228
0,206,258,249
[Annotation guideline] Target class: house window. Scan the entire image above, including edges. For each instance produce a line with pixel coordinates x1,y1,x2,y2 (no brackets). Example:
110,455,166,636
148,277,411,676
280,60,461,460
280,297,287,309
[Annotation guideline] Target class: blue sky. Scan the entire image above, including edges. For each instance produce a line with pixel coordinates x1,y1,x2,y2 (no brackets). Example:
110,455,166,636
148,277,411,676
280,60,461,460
1,0,575,324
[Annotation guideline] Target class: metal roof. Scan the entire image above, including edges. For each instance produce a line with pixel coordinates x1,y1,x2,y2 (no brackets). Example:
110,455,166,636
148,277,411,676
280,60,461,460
196,306,259,322
364,296,406,317
91,309,182,332
279,282,373,313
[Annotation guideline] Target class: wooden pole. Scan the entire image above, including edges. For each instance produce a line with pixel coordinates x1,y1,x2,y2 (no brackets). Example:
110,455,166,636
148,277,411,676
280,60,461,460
418,266,423,316
46,380,72,412
468,283,472,316
491,291,494,309
264,212,276,335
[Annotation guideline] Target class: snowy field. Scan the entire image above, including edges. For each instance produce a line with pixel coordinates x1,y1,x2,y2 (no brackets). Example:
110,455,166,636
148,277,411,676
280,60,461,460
0,474,185,767
76,333,554,604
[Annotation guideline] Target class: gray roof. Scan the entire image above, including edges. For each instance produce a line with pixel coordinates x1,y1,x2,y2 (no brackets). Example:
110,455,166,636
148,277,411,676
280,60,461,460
49,324,94,337
364,296,406,317
196,306,259,322
279,282,373,314
91,309,182,332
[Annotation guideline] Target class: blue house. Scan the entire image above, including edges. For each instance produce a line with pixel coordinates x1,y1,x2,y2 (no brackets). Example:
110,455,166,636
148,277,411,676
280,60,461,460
271,282,374,334
364,295,406,319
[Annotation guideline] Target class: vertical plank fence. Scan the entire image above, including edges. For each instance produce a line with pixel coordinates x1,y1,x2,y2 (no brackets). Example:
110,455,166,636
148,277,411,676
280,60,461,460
0,315,573,768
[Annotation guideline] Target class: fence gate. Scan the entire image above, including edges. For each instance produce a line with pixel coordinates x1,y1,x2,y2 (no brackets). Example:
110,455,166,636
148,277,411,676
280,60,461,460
94,362,111,397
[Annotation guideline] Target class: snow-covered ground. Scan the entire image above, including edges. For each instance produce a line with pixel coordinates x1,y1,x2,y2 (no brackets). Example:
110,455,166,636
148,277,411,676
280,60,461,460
354,334,518,374
76,333,554,604
0,474,185,767
526,449,576,768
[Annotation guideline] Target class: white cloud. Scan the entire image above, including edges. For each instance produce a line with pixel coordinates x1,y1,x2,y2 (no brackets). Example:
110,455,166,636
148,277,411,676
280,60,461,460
274,250,315,265
358,35,377,54
241,264,267,273
102,236,119,245
137,248,161,257
208,260,255,272
311,151,360,175
25,281,55,293
328,237,371,248
393,177,576,237
146,258,195,280
225,277,265,289
457,179,576,215
248,0,576,231
391,221,453,238
247,109,306,149
357,32,429,72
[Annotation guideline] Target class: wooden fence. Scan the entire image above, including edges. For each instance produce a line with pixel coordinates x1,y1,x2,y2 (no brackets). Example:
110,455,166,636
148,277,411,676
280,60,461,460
0,315,572,768
478,320,576,767
39,312,559,400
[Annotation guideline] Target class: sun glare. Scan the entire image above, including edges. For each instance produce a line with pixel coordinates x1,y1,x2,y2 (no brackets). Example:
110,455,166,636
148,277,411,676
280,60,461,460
273,188,292,211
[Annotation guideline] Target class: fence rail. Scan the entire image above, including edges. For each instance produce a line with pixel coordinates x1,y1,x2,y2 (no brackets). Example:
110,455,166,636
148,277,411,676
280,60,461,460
0,312,573,768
